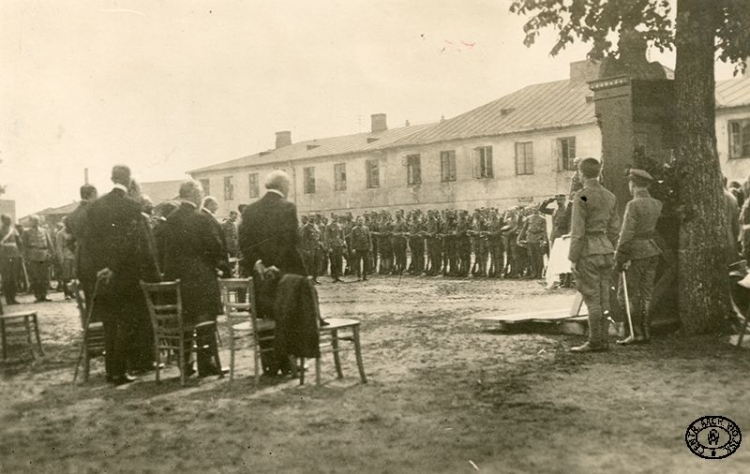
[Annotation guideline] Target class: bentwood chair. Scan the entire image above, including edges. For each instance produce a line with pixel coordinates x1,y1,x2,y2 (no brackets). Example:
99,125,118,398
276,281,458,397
140,280,223,386
70,280,105,383
0,297,43,361
297,283,367,386
218,278,276,383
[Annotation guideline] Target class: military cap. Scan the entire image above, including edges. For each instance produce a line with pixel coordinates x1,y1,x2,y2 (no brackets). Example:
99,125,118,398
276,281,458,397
628,168,654,185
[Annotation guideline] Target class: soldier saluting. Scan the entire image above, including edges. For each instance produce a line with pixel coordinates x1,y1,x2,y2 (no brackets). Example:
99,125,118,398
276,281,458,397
615,169,663,345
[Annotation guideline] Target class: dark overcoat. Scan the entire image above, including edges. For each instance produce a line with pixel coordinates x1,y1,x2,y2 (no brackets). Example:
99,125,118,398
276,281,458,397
238,192,306,276
163,202,224,324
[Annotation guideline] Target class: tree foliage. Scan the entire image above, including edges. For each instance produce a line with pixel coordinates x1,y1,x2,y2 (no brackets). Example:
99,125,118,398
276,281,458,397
509,0,749,71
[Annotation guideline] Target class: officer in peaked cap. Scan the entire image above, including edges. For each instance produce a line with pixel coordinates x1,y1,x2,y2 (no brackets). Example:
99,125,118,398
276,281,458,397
615,167,662,345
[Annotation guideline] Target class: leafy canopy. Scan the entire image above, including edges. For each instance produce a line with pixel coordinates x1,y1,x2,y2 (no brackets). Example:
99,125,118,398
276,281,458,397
509,0,750,70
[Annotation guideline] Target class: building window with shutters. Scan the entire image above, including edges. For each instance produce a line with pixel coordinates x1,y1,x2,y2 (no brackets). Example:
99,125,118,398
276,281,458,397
334,163,347,191
557,137,577,171
223,176,234,201
303,166,316,194
406,154,421,186
440,150,457,182
199,179,211,196
366,160,380,188
248,173,259,198
475,146,494,178
515,142,534,175
729,119,750,159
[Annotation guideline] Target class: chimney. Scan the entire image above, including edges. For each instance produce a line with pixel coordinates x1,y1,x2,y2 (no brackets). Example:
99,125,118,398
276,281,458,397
569,59,601,82
371,114,388,134
275,131,292,148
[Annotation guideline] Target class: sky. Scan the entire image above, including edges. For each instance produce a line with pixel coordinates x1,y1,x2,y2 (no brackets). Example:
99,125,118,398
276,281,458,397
0,0,739,217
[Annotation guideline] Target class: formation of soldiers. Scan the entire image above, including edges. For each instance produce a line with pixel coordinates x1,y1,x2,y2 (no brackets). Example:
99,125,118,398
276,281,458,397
292,202,563,282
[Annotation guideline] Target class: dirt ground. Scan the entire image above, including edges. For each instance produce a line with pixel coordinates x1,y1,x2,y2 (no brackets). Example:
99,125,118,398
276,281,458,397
1,276,749,474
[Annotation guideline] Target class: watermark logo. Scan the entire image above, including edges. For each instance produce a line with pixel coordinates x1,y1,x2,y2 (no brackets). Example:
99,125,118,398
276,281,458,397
685,416,742,460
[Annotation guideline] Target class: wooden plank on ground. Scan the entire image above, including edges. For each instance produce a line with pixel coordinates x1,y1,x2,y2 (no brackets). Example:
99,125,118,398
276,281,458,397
475,308,568,324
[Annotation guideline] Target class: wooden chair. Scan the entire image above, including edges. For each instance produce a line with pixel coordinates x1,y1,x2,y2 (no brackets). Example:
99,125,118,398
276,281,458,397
140,280,223,386
70,280,105,382
298,285,367,386
218,278,275,383
0,296,43,361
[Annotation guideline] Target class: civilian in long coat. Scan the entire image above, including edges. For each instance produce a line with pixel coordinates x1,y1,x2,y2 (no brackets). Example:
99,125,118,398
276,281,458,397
84,166,160,385
163,179,225,376
238,170,305,376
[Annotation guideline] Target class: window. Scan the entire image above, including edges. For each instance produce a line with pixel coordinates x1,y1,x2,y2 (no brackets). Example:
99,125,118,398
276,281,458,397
406,154,421,185
475,146,494,178
366,160,380,188
440,150,457,182
199,179,210,196
557,137,577,171
515,142,534,175
248,173,259,199
223,176,234,201
729,119,750,159
334,163,347,191
303,167,316,194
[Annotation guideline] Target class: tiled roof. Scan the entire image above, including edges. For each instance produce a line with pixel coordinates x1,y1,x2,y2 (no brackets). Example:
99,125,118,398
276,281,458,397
189,123,435,174
393,78,597,147
716,75,750,109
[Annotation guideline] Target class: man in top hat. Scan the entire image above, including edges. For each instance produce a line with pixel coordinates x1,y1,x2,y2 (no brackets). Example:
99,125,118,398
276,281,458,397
569,158,620,353
615,169,663,344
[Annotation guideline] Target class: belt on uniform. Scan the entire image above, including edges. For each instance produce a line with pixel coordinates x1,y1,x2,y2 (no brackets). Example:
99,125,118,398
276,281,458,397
585,231,605,236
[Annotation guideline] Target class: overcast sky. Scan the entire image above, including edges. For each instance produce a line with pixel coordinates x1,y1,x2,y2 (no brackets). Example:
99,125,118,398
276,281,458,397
0,0,738,217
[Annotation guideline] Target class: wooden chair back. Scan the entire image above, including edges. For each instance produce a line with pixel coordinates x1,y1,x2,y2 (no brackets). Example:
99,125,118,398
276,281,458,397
218,277,274,382
140,280,190,384
140,280,185,336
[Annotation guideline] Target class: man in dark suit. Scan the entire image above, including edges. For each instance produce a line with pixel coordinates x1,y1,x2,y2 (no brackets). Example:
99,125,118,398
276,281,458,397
163,180,225,377
238,170,306,376
84,165,159,385
239,170,306,277
66,184,98,310
201,196,232,278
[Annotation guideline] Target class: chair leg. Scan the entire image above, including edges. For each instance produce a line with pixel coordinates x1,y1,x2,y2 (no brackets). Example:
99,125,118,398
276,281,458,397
179,334,186,386
211,325,224,379
331,330,343,379
315,357,321,386
253,343,260,386
23,316,35,360
353,326,367,383
154,335,161,384
299,357,305,385
229,327,235,381
33,314,44,355
1,319,6,360
83,339,90,383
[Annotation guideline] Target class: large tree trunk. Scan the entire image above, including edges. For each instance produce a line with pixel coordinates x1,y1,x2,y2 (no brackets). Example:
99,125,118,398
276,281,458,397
674,0,730,334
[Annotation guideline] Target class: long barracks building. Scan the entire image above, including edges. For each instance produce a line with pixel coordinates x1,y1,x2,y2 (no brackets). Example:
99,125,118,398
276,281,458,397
190,60,750,219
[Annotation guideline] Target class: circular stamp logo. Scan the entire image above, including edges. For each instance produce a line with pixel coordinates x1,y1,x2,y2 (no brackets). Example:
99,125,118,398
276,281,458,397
685,416,742,459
